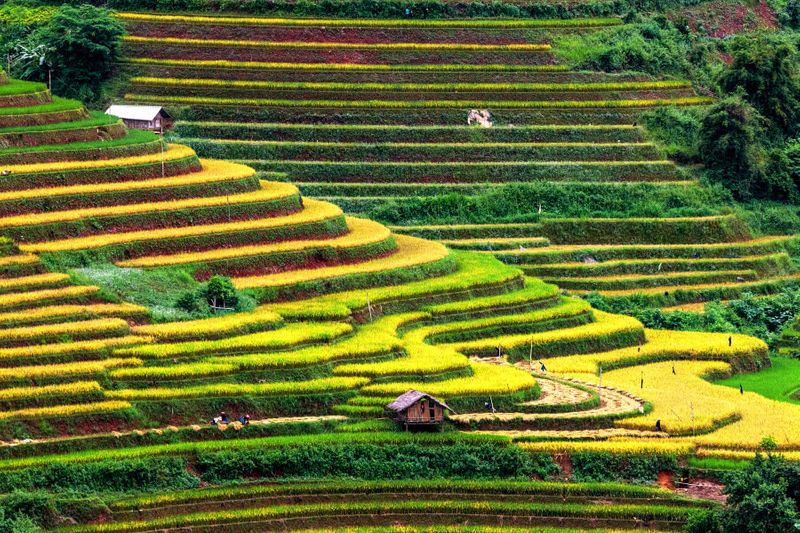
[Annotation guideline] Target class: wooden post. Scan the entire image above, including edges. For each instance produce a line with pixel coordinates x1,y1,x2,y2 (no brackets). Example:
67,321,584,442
529,341,533,371
160,126,166,178
598,366,602,402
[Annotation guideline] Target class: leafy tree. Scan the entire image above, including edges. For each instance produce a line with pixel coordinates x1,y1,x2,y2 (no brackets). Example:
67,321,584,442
688,454,799,533
781,0,800,30
722,454,798,532
203,276,238,311
718,32,800,136
698,95,796,200
20,4,124,102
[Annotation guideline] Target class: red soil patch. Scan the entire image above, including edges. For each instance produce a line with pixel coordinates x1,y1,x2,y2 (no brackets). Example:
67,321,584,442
682,0,777,38
657,470,675,490
553,452,573,480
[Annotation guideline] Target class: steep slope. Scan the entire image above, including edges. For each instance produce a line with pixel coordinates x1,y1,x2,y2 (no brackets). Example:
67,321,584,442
117,12,800,307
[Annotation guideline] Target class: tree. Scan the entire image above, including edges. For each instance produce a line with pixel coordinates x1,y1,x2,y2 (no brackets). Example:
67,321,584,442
688,454,799,533
718,32,800,136
203,276,238,311
722,454,798,532
24,4,124,102
698,95,786,200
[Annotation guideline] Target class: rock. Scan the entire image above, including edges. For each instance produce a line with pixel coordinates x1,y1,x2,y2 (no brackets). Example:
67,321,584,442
467,109,493,127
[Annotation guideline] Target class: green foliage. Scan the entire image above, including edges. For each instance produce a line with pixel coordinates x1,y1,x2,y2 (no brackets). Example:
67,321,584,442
369,181,728,226
640,106,703,163
716,356,800,405
570,452,677,483
7,4,124,103
175,275,254,318
589,289,800,348
695,454,800,533
197,443,558,483
202,275,238,311
71,264,200,322
698,96,795,201
719,32,800,137
782,0,800,28
554,15,712,82
0,457,198,494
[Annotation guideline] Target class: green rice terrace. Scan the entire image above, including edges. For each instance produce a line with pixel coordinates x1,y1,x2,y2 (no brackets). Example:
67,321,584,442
116,12,800,309
0,3,799,532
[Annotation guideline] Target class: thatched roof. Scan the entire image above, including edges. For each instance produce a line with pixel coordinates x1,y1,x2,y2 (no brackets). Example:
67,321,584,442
385,390,453,413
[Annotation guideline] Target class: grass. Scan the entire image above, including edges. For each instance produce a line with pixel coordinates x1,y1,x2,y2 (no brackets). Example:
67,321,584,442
0,159,254,204
0,128,156,157
61,500,691,532
714,355,800,404
234,234,449,289
0,79,46,96
70,265,203,322
108,479,684,510
115,322,353,359
0,111,119,134
0,97,83,117
2,143,195,174
115,217,392,268
0,431,505,470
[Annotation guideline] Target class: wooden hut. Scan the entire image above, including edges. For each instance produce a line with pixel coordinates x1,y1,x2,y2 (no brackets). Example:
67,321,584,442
105,105,173,131
385,390,453,430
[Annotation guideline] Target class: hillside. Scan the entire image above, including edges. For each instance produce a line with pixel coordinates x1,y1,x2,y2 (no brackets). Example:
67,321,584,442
0,3,800,531
116,12,800,309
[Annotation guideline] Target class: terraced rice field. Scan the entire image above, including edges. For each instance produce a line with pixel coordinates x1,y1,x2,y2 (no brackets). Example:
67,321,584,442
116,12,800,306
56,479,713,532
0,12,798,532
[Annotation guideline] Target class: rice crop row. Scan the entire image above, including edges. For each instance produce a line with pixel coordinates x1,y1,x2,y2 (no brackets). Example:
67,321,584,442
123,36,551,51
106,376,368,401
115,322,353,359
118,12,623,28
128,94,713,108
134,77,689,92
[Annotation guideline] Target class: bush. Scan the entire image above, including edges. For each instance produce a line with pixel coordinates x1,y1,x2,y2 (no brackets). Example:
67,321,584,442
589,289,800,348
698,96,795,201
640,106,703,163
714,454,799,533
718,32,800,137
174,275,252,317
570,452,677,483
197,443,558,483
554,15,711,81
369,181,728,226
10,4,125,103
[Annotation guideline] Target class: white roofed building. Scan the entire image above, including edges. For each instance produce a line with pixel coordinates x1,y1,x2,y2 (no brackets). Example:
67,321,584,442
105,105,172,131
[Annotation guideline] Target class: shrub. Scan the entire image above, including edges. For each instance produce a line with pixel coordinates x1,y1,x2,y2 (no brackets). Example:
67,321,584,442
13,4,125,103
699,96,795,201
197,443,555,483
554,16,702,78
640,105,703,163
694,454,800,533
718,32,800,136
